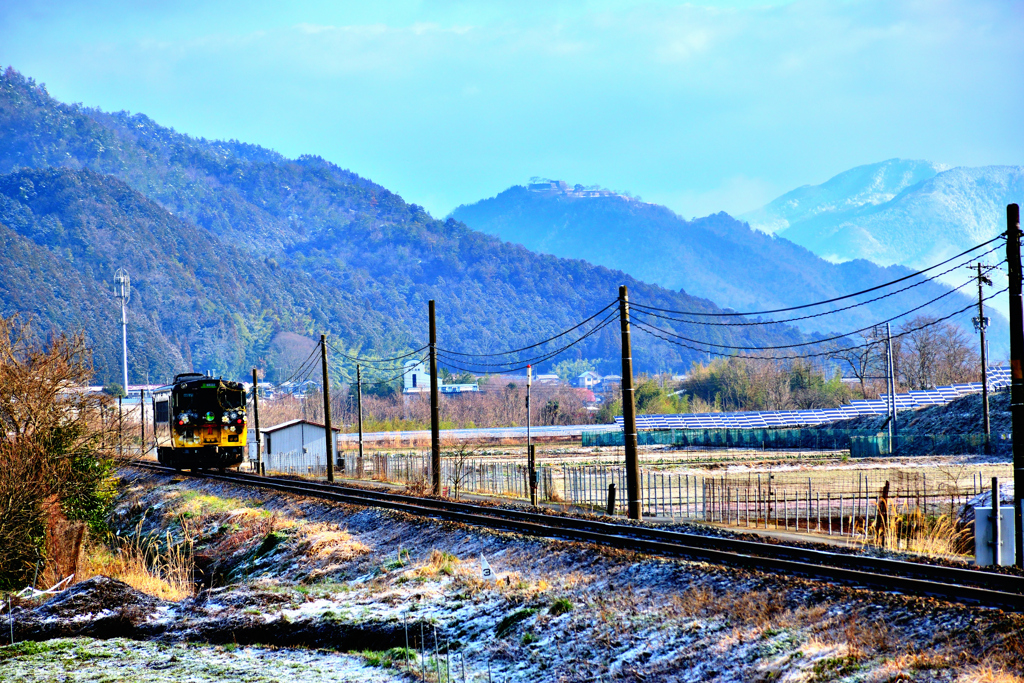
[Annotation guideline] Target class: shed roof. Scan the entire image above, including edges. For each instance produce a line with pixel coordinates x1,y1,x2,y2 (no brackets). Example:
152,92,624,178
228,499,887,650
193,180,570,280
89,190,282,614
261,418,341,434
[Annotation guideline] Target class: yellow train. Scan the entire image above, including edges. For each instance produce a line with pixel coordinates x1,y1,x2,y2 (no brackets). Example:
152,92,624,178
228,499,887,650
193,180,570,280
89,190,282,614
153,373,247,471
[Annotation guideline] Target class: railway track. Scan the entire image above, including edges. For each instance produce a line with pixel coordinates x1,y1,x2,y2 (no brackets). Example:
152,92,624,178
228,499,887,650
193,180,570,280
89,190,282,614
126,460,1024,611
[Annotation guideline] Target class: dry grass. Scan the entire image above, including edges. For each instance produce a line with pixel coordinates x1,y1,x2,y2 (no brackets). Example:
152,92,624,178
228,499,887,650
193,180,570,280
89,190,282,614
955,665,1024,683
78,519,194,601
869,505,969,557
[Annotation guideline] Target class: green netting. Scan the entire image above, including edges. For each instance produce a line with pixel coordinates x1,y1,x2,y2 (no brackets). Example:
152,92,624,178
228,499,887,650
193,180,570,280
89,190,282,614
582,427,877,449
849,433,991,457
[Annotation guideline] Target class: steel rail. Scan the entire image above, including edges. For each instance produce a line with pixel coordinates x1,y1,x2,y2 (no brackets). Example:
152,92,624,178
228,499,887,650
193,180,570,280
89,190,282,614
127,460,1024,610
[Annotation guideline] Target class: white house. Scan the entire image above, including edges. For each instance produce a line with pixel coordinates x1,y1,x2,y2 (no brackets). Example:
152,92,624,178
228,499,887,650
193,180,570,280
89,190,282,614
574,371,601,389
404,360,479,394
258,419,340,474
404,360,430,393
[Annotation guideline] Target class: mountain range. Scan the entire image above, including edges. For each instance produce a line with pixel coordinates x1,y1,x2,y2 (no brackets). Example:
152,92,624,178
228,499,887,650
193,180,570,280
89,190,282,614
450,182,1007,354
742,159,1023,313
0,67,809,384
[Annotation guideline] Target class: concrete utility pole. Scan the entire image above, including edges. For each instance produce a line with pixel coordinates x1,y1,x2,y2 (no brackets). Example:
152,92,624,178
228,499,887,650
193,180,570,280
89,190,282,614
972,262,993,452
619,285,641,520
872,324,895,454
1005,203,1023,568
321,334,335,483
429,300,441,495
887,322,897,439
114,268,130,393
252,368,262,474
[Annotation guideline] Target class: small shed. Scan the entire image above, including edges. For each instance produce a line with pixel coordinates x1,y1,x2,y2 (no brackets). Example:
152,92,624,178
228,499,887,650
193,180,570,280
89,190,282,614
259,419,340,475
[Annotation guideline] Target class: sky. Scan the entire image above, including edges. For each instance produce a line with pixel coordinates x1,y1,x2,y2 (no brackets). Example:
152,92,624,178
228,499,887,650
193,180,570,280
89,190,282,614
0,0,1021,219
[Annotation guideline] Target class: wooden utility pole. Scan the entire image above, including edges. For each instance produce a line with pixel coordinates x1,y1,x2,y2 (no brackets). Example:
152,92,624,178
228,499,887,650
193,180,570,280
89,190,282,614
139,389,145,457
1006,203,1023,567
619,285,641,520
973,263,993,452
357,364,364,478
251,368,262,474
321,334,335,482
429,300,441,495
527,365,536,506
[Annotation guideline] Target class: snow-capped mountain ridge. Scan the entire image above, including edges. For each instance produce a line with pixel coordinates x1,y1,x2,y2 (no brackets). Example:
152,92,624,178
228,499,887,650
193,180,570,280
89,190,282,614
741,159,946,235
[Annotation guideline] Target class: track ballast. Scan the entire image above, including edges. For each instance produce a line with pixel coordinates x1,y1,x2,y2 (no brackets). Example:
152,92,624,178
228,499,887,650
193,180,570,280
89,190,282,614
126,460,1024,611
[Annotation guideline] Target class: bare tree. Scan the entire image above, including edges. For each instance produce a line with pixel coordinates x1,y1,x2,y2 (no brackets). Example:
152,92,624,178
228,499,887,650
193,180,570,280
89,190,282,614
895,317,979,390
442,439,480,500
0,315,109,589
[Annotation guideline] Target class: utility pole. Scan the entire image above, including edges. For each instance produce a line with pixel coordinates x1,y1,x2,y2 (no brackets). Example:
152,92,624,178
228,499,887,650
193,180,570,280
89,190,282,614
357,364,364,478
139,389,145,457
527,366,536,506
619,285,641,520
320,334,335,483
872,324,894,454
429,300,441,495
886,322,897,439
1005,203,1023,568
252,368,262,474
114,268,130,393
971,263,993,452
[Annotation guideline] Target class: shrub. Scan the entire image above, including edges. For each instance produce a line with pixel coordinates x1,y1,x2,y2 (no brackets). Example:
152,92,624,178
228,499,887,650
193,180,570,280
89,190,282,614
549,597,573,616
495,607,538,637
0,316,114,590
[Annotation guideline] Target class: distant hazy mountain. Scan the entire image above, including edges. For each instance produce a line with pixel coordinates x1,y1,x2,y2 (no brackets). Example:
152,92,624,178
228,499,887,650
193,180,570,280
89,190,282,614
450,184,1006,353
744,161,1023,273
741,159,945,237
0,68,808,383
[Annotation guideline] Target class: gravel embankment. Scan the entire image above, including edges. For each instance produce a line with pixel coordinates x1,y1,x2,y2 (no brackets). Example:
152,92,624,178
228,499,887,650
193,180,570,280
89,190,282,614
3,470,1023,682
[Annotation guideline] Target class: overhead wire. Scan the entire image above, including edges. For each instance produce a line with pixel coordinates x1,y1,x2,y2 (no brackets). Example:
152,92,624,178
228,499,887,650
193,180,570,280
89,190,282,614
435,308,620,369
631,265,1000,352
631,247,1006,328
435,299,618,358
326,340,429,365
276,347,321,386
437,313,620,375
629,234,1006,318
633,287,1008,362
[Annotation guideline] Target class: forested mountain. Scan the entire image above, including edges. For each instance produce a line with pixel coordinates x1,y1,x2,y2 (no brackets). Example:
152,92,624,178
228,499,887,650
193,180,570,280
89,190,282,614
0,68,811,384
449,184,1006,353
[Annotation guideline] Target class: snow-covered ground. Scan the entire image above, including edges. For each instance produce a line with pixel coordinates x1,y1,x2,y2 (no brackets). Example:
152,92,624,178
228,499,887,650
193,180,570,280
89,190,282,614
4,470,1023,682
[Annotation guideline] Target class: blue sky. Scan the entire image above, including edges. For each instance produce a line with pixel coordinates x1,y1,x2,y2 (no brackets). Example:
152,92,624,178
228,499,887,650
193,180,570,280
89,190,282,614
1,0,1021,218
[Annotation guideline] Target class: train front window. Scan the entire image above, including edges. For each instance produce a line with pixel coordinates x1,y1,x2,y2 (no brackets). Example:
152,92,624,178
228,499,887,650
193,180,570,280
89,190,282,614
219,388,244,409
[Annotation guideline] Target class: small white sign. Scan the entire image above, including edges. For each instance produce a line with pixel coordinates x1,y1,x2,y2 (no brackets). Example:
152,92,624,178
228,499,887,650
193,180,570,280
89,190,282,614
480,554,494,581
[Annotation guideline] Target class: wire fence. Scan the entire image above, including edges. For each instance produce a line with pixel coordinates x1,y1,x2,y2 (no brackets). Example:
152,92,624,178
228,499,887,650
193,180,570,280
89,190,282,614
312,450,1000,541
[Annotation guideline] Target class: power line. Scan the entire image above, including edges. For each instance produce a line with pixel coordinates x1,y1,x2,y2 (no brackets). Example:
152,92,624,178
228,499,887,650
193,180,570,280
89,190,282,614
633,288,1008,362
436,299,618,358
437,314,619,375
630,234,1006,318
632,270,988,352
359,356,430,385
326,341,429,365
276,347,321,386
435,309,620,368
633,249,1007,328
